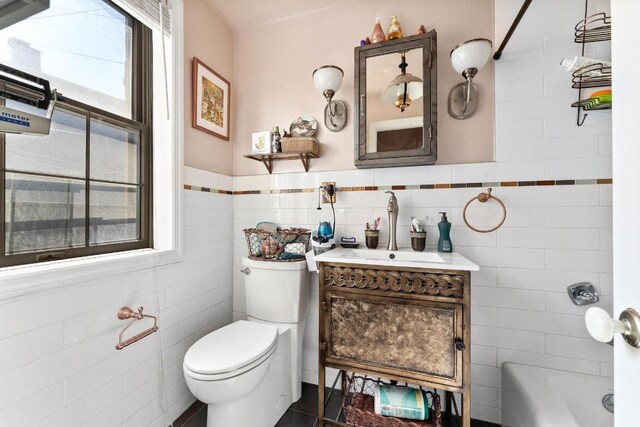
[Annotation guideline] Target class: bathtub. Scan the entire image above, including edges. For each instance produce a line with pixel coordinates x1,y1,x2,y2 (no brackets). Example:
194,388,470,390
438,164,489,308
502,363,613,427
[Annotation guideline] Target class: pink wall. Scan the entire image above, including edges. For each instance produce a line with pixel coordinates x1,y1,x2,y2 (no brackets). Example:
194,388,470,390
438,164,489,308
184,0,234,175
232,0,495,176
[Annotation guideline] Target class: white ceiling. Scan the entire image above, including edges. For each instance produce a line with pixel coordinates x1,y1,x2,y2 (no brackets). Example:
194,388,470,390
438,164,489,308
205,0,354,31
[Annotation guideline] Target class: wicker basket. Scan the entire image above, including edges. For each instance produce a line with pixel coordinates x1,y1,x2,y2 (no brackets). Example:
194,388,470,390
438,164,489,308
342,374,442,427
281,137,319,156
243,227,310,261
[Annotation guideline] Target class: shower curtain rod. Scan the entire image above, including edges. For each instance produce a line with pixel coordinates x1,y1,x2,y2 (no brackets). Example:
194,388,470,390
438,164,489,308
493,0,533,60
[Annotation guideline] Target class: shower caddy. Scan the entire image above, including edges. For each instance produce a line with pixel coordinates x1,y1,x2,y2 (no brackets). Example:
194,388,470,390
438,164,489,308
572,1,612,126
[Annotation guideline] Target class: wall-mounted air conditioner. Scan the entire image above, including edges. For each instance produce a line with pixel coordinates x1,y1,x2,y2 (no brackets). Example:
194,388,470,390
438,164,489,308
0,63,57,135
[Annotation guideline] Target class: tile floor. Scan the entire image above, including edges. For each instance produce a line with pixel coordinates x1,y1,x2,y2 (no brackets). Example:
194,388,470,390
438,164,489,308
175,383,342,427
174,382,499,427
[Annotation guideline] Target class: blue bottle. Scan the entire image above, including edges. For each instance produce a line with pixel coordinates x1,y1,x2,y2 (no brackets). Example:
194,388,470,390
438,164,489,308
437,212,452,253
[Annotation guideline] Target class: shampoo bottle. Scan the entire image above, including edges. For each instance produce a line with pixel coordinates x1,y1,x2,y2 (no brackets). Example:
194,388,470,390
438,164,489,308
437,212,452,253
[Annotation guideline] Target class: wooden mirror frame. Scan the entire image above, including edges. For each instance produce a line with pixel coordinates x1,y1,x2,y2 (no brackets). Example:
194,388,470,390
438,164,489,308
354,31,437,169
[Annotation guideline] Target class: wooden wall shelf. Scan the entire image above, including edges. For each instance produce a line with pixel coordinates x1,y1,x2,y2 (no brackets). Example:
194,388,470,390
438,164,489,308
243,151,318,174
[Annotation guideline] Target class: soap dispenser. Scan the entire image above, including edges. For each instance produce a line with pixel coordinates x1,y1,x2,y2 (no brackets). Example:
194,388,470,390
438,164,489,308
437,212,453,253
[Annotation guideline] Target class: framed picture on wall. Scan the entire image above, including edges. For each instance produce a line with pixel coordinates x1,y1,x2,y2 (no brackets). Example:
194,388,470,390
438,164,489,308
192,57,230,140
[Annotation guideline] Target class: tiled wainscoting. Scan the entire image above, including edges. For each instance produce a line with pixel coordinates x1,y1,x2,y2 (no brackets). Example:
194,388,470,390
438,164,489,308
0,174,612,426
0,184,234,426
231,173,613,424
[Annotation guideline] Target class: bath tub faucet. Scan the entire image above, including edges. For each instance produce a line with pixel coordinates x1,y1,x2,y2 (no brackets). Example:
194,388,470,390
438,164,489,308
568,282,599,306
386,191,398,251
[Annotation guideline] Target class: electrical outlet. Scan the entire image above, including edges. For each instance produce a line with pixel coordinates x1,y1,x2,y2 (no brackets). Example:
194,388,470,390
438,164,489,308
322,182,336,204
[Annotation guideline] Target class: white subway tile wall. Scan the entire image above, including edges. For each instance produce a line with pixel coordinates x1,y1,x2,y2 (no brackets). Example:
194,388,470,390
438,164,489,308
0,170,234,426
233,181,612,424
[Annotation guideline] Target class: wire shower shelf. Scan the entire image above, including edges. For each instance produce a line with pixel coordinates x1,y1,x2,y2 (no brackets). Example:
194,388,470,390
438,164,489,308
572,2,611,126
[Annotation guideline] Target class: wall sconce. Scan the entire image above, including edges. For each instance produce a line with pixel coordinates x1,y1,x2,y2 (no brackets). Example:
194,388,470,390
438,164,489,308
381,52,423,113
312,65,347,132
448,38,493,120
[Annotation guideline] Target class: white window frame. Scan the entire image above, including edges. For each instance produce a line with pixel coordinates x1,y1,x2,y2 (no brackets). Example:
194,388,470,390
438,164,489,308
0,0,185,299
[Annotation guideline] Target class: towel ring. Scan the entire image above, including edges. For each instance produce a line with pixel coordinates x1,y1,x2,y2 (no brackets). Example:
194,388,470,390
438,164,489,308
463,188,507,233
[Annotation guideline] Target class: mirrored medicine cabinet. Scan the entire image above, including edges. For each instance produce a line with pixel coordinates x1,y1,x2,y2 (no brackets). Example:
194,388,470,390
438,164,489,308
354,31,437,169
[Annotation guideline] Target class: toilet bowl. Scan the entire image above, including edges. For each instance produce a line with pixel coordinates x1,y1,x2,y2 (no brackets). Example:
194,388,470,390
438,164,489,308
183,320,278,404
183,258,309,427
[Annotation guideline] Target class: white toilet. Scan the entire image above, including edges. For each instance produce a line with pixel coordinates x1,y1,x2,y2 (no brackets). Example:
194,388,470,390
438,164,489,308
183,257,309,427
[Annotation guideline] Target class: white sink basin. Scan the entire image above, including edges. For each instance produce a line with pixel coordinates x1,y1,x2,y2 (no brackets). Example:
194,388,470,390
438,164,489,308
314,247,479,271
343,248,446,264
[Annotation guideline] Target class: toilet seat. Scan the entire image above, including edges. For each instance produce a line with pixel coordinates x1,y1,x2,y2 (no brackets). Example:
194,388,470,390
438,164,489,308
183,320,278,381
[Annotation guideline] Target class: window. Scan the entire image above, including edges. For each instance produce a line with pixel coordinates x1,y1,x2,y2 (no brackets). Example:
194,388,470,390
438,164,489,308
0,0,134,117
0,0,153,267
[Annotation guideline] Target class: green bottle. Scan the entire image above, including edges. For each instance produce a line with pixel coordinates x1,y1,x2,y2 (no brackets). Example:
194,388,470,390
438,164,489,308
437,212,452,253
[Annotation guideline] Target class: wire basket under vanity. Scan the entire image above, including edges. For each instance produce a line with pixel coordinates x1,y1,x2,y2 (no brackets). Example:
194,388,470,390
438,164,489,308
341,374,442,427
243,227,310,261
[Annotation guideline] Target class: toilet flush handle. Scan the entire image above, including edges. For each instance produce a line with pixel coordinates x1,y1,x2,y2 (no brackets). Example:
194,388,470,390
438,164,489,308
240,267,251,275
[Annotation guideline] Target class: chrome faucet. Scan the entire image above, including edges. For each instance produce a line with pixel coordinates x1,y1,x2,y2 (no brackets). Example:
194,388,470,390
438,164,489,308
385,191,398,251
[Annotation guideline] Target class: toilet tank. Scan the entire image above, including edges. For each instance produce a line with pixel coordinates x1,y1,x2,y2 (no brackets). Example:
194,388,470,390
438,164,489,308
242,257,309,323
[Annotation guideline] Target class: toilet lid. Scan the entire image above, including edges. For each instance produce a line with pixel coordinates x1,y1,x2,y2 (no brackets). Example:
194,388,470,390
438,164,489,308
184,320,278,375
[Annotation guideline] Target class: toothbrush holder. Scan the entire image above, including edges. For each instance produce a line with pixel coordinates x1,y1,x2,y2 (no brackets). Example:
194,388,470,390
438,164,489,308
365,230,380,249
410,231,427,252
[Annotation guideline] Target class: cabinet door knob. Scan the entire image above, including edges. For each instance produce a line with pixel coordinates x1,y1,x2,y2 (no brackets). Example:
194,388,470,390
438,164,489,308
455,340,466,351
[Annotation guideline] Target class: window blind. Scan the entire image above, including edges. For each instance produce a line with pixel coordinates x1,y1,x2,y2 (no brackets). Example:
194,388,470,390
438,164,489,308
117,0,171,34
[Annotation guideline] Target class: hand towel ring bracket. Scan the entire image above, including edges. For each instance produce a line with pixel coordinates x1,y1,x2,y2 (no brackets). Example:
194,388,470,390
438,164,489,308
463,188,506,233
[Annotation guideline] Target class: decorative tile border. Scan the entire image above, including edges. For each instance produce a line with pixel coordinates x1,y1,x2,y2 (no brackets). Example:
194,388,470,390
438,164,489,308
333,179,613,192
184,178,613,196
183,184,233,195
233,188,316,195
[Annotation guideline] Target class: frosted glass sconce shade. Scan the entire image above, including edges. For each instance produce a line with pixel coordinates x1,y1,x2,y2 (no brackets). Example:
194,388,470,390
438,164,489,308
450,39,493,75
448,38,493,120
312,65,347,132
381,79,423,103
381,53,423,112
381,75,423,109
313,65,343,94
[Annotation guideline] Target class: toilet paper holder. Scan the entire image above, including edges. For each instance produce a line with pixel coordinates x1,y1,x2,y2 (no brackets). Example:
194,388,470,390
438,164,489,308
116,306,159,350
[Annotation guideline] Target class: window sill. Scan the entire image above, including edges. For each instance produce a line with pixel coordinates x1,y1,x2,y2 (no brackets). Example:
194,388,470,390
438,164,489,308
0,247,183,301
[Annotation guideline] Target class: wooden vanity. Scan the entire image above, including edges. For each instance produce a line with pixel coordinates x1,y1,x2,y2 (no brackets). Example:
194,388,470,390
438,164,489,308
314,248,478,427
